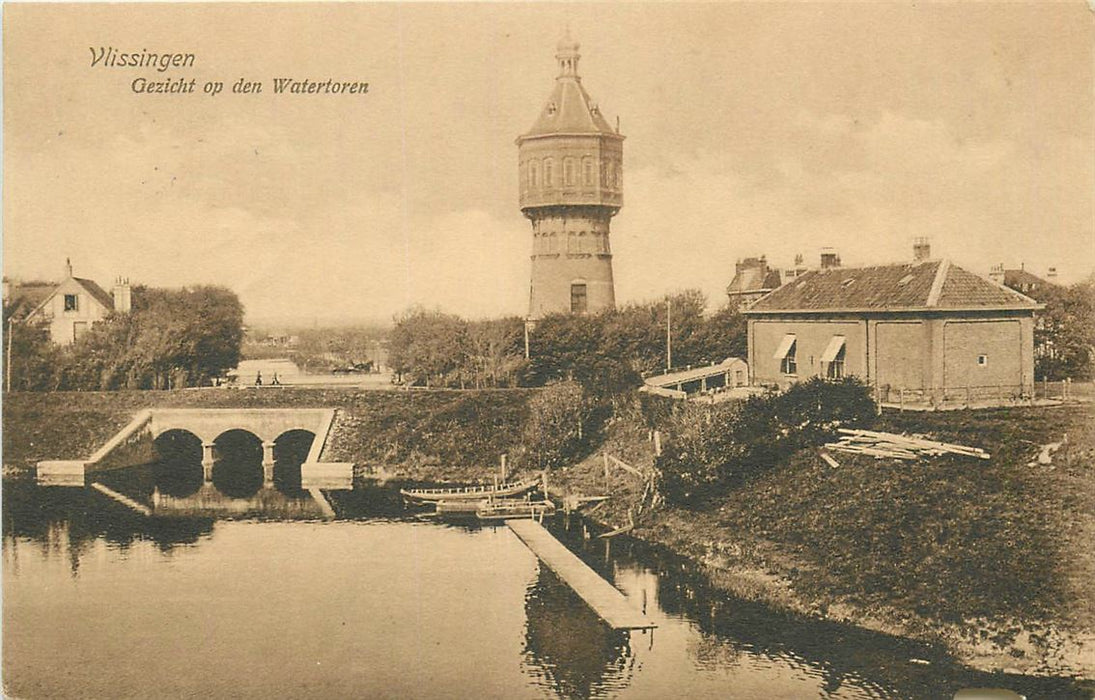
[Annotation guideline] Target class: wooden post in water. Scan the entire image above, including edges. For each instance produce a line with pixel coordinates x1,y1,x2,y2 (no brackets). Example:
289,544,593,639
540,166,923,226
603,453,610,494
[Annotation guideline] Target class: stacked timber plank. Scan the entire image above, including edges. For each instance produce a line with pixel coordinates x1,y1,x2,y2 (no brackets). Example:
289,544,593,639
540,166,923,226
825,429,990,461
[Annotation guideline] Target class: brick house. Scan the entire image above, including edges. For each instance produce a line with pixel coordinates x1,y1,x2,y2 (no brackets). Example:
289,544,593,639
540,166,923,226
744,258,1041,405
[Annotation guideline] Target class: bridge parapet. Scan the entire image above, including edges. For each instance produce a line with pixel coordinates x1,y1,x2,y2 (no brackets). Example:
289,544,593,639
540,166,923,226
148,408,334,445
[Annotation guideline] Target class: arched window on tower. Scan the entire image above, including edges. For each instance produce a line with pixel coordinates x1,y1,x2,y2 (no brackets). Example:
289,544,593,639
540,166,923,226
582,157,593,186
606,161,615,188
564,158,575,187
529,160,540,190
544,158,554,187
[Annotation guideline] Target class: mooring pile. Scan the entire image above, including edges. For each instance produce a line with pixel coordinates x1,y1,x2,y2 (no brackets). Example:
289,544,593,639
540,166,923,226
823,428,990,461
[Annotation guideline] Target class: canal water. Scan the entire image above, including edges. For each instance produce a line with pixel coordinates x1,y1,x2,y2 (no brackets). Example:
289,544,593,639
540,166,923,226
3,471,1090,699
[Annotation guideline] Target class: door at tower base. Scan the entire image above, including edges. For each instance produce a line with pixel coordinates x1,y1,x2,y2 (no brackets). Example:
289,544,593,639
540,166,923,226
529,261,615,319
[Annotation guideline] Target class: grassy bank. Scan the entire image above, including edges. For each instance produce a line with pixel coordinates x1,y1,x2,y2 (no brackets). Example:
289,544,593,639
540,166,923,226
1,388,536,479
587,403,1094,677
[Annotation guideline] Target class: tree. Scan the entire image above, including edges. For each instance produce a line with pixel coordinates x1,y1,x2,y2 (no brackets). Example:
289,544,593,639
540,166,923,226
1034,280,1095,381
465,317,524,388
2,308,58,391
389,307,469,387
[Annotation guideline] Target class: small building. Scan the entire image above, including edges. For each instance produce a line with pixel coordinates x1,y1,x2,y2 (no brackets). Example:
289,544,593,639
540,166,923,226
11,260,132,345
988,264,1058,297
641,357,749,399
726,257,785,310
744,256,1041,406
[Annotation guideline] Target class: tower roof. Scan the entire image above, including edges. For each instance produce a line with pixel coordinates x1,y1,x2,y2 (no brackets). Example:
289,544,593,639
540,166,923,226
520,36,620,140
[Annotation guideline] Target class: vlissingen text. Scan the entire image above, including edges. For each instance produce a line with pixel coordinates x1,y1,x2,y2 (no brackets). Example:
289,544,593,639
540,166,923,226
91,48,368,98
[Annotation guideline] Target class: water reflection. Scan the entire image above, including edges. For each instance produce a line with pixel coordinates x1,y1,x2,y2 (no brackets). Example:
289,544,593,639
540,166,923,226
523,565,637,697
546,519,1091,699
212,429,264,498
3,481,214,575
4,479,1092,700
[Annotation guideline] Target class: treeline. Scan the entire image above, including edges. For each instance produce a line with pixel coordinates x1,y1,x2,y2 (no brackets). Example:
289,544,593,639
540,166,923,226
388,290,747,395
5,285,244,391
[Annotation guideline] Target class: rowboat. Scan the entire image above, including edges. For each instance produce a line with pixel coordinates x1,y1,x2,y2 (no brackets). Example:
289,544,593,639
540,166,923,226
400,476,541,504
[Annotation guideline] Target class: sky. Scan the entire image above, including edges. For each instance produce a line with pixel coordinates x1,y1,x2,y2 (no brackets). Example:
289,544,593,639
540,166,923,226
4,2,1093,325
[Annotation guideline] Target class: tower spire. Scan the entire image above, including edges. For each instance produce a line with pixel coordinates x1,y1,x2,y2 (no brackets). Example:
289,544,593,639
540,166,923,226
555,30,580,79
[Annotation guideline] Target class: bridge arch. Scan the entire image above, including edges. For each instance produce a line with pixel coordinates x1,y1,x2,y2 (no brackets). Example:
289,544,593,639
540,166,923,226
272,429,315,494
152,429,204,498
211,429,264,499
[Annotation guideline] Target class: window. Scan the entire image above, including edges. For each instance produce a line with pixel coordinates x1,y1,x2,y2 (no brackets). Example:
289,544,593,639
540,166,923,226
978,354,988,367
583,158,593,186
528,161,539,189
544,159,554,187
773,333,797,375
781,342,797,375
821,335,847,379
827,345,846,379
570,283,588,314
63,294,78,312
564,158,575,186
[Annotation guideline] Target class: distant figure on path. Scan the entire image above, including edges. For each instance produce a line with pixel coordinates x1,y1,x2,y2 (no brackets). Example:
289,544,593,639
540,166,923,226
272,372,280,385
255,371,263,386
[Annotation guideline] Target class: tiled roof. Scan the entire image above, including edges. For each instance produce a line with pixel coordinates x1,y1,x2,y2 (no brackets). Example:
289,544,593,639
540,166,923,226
747,260,1038,313
523,77,617,138
73,277,115,310
1002,268,1054,289
727,267,783,296
4,282,55,318
936,266,1036,308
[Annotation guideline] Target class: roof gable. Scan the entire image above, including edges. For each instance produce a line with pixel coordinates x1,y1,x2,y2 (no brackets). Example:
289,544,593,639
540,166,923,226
746,260,1038,313
26,276,115,318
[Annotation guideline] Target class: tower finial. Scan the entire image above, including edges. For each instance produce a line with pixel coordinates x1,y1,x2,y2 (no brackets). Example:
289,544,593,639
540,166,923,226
556,29,581,79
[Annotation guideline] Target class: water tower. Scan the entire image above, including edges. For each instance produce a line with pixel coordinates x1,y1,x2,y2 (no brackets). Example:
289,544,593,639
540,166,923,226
517,33,624,319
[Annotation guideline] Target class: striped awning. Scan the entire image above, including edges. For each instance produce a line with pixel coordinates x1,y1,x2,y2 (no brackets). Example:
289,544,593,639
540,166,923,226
820,335,846,362
772,334,796,360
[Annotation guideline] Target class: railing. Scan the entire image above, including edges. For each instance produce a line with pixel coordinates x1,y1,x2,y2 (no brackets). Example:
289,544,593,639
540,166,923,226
877,379,1088,409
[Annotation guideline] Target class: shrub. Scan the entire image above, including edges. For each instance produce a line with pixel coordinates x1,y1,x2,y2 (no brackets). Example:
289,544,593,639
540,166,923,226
655,378,876,507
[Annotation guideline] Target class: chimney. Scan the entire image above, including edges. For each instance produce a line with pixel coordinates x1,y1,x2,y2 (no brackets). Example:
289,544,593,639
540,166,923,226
64,257,73,279
819,248,841,270
913,237,931,262
1047,267,1058,282
113,276,132,313
988,264,1005,285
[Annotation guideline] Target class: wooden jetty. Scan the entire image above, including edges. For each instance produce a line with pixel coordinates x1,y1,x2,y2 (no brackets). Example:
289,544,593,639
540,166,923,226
506,519,656,630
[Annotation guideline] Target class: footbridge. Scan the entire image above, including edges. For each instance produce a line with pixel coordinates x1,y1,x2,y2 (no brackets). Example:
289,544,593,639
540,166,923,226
37,408,352,489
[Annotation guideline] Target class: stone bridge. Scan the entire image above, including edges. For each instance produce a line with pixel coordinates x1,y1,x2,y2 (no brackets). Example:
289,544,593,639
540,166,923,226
38,408,352,489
